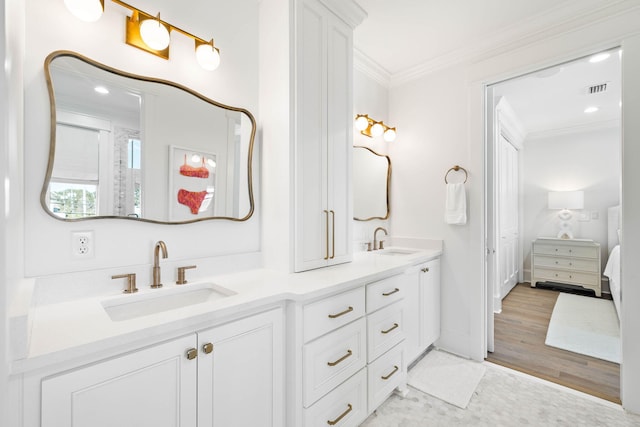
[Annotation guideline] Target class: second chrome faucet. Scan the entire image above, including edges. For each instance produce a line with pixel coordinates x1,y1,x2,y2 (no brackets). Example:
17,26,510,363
151,240,168,288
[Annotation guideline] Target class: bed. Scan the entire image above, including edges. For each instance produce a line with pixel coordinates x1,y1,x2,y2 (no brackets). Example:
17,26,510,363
603,205,621,321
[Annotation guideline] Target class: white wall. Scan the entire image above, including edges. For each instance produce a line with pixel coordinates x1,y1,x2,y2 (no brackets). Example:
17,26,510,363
23,0,260,277
387,6,640,413
352,68,391,249
522,126,621,278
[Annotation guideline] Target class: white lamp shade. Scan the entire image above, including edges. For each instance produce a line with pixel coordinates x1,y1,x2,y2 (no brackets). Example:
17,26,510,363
196,43,221,70
139,17,171,50
548,191,584,210
64,0,103,22
355,115,369,131
370,122,384,137
383,128,396,142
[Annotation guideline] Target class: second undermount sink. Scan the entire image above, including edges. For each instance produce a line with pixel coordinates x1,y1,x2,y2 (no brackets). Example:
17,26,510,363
376,248,420,256
101,282,236,322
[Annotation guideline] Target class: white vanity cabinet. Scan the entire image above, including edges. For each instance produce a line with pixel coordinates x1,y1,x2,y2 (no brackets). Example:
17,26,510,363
403,258,441,365
294,0,356,272
39,308,283,427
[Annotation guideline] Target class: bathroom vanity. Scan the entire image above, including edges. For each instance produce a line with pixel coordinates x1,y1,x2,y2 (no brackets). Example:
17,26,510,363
12,248,441,427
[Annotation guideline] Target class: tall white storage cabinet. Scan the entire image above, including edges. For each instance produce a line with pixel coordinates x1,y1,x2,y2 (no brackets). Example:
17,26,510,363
294,0,355,272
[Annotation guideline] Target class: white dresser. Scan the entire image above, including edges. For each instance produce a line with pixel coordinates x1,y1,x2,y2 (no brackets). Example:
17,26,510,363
531,238,601,297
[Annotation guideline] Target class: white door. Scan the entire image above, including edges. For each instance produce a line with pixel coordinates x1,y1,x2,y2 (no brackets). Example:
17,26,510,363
497,134,520,307
197,308,284,427
41,335,198,427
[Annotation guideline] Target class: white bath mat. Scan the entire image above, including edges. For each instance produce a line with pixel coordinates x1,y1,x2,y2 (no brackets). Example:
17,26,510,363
545,293,620,363
407,349,486,409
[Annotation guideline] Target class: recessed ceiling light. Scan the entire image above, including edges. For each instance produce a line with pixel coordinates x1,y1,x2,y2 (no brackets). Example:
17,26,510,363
584,106,599,113
589,53,610,63
94,86,109,95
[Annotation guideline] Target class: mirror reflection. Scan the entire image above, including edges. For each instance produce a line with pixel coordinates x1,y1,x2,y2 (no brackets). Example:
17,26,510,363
43,51,255,223
353,146,391,221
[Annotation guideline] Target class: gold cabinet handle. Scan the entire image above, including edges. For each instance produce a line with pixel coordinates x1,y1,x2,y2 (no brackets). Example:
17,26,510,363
382,288,400,297
327,403,352,425
324,210,330,260
327,350,352,367
186,348,198,360
328,306,353,319
421,267,429,273
330,210,335,259
202,342,213,354
381,323,399,334
381,365,399,380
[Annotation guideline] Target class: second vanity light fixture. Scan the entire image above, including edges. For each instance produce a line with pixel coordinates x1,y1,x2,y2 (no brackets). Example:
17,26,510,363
63,0,221,71
354,114,397,142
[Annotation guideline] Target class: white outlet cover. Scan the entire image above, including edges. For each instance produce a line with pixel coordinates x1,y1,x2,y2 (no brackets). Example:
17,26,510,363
72,231,94,258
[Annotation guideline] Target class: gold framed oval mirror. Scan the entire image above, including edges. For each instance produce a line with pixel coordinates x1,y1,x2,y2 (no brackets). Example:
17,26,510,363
42,50,256,224
353,146,391,221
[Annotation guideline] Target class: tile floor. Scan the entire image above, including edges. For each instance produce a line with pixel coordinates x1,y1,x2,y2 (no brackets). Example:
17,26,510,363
361,362,640,426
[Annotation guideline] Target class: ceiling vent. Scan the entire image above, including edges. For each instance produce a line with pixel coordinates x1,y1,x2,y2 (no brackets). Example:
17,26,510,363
586,82,608,94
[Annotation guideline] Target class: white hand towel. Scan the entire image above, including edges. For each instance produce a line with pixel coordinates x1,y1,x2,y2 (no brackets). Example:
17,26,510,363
445,183,467,225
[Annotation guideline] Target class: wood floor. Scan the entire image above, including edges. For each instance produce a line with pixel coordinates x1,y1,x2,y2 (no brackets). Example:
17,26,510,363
486,283,621,403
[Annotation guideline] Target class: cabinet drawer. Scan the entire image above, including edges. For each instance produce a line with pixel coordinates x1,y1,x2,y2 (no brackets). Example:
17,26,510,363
366,274,405,313
367,301,404,363
535,268,600,286
303,318,367,407
534,244,597,258
304,368,368,427
367,343,405,411
534,255,598,272
304,287,365,343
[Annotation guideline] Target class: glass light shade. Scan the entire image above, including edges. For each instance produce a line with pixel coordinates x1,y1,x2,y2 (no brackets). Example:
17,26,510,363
355,115,369,131
64,0,103,22
548,191,584,210
370,122,384,137
196,43,221,71
139,17,171,50
383,128,396,142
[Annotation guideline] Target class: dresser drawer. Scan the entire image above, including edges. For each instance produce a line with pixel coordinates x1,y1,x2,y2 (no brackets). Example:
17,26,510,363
533,244,597,259
366,274,405,313
533,255,599,272
535,268,600,286
304,287,365,343
367,343,405,411
367,301,404,363
304,368,368,427
303,317,367,407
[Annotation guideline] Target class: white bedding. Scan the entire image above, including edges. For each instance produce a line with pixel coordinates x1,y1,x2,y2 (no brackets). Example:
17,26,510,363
604,244,621,321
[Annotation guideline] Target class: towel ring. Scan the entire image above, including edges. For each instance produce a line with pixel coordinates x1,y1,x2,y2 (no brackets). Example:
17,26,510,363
444,165,468,184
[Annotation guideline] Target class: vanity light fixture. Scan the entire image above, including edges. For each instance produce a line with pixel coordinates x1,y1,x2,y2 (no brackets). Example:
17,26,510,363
354,114,397,142
64,0,221,70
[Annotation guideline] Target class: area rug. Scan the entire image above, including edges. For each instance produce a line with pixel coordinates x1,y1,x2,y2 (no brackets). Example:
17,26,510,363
545,293,620,363
407,349,486,409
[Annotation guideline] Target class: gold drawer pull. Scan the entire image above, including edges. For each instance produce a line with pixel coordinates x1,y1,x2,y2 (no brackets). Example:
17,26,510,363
202,342,213,354
381,323,399,334
382,288,400,296
324,210,330,260
327,403,352,425
327,350,352,367
421,267,429,273
381,365,399,380
186,348,198,360
328,306,353,319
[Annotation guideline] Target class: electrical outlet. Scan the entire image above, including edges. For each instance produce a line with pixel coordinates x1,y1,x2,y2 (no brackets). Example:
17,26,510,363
72,231,94,258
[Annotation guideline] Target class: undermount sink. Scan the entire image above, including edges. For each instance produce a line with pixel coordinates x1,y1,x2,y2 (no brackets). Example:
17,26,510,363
101,282,236,322
376,248,420,256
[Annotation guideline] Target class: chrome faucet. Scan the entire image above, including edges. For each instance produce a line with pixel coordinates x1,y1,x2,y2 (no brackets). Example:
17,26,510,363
373,227,388,250
151,240,168,288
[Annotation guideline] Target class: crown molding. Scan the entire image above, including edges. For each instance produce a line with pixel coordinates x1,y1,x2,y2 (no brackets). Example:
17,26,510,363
318,0,367,29
388,0,640,87
525,118,620,141
353,49,391,88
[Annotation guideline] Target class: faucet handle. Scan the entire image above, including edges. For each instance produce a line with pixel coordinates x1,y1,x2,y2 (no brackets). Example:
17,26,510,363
379,240,385,250
366,242,372,252
176,265,197,285
112,273,138,294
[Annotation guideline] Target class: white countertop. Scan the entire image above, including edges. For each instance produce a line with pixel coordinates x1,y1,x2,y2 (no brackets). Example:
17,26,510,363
11,247,441,374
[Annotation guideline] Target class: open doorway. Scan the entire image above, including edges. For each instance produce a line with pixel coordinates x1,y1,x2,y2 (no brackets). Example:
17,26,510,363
485,48,622,402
